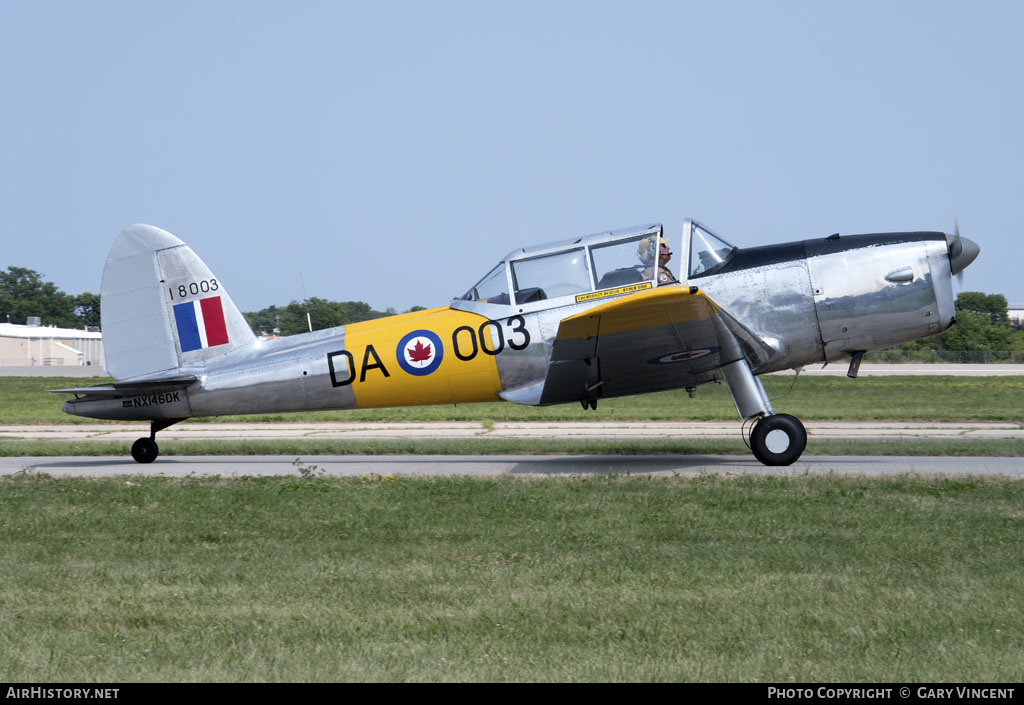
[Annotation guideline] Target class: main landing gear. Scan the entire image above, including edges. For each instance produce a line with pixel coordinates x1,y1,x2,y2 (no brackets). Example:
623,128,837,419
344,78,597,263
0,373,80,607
131,419,187,464
722,360,807,466
748,413,807,466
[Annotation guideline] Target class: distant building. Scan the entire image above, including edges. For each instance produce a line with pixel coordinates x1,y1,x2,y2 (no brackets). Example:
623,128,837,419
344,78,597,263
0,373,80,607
0,322,103,367
1009,303,1024,328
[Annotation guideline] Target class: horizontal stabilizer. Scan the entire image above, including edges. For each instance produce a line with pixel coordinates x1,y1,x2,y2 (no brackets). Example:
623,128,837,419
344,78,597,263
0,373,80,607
49,375,198,400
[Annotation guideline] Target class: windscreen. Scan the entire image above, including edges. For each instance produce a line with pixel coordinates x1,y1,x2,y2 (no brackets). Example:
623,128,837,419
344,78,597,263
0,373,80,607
689,224,736,277
461,263,509,303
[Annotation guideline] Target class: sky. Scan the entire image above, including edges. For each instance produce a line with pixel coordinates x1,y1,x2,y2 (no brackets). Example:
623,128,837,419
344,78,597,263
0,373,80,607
1,1,1021,314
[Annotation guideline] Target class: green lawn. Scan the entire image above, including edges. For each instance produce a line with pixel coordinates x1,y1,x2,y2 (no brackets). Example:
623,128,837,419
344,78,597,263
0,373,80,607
1,473,1021,682
2,437,1023,458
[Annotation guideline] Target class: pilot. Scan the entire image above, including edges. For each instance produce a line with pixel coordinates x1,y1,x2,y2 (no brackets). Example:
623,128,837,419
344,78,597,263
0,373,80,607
638,235,677,284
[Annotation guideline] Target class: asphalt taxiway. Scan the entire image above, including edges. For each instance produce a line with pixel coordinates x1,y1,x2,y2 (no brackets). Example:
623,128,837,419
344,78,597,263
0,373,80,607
3,420,1021,476
4,420,1023,442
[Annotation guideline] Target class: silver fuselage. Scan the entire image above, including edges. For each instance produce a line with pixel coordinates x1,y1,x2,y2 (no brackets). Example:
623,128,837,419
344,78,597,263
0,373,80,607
63,222,960,422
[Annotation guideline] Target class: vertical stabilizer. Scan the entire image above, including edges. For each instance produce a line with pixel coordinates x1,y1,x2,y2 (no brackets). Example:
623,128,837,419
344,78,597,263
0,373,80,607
101,224,255,381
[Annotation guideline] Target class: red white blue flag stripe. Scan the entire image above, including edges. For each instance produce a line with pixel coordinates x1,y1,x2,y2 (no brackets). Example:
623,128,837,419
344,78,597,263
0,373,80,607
173,296,229,352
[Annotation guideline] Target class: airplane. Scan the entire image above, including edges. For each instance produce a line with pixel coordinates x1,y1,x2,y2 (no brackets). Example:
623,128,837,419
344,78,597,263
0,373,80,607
51,219,980,466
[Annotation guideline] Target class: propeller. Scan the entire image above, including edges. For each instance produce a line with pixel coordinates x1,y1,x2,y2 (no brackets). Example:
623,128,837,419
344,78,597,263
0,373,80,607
949,218,964,288
945,217,980,285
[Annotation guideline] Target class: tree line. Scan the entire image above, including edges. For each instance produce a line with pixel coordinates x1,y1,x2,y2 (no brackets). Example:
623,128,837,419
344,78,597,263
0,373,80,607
0,266,421,335
2,265,1021,353
0,267,100,328
242,299,426,336
895,291,1024,357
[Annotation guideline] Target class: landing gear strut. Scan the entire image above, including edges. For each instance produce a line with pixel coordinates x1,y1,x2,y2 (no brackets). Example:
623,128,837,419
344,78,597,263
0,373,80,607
131,418,187,464
722,359,807,466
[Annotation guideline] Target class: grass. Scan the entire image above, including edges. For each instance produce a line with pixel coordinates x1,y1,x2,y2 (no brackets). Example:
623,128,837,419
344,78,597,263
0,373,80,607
6,375,1021,683
1,472,1022,682
10,375,1024,424
1,438,1023,457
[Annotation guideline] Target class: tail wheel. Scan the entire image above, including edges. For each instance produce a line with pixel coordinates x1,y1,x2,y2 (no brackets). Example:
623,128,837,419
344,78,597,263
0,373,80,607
131,437,159,464
749,414,807,466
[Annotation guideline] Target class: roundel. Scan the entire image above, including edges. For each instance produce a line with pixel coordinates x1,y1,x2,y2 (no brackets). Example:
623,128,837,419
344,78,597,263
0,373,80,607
397,329,444,376
647,347,719,365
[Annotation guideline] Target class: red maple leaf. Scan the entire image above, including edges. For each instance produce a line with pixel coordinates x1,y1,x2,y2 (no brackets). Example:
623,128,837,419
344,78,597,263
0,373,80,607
407,340,433,363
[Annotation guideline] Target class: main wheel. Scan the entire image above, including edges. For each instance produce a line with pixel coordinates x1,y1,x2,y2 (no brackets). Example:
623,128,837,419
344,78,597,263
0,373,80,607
749,414,807,466
131,437,159,464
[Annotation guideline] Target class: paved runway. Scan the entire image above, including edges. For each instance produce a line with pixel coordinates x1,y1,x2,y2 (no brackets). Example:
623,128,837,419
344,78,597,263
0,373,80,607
4,420,1021,477
4,420,1023,441
5,454,1023,478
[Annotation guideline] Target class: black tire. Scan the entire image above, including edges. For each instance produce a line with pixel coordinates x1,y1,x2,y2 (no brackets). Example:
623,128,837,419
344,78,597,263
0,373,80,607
749,414,807,466
131,437,159,464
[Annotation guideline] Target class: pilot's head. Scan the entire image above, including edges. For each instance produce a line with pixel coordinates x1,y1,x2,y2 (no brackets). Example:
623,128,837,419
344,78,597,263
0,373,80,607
638,235,671,266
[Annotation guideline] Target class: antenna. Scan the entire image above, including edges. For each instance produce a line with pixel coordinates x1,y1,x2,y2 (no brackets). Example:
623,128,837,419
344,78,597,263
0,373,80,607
299,271,312,332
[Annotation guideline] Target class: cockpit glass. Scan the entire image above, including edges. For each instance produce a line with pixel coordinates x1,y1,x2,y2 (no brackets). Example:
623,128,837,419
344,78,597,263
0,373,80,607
461,263,509,303
511,248,591,302
689,224,735,277
590,234,652,289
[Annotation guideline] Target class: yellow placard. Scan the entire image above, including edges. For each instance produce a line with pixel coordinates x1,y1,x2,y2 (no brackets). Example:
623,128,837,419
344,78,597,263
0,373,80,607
575,281,652,303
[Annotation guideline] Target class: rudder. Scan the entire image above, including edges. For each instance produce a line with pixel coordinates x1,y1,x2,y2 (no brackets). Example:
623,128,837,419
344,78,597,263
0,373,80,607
101,224,255,381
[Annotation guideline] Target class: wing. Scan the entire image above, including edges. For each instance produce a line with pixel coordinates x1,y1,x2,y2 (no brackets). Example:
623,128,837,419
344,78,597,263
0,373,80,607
536,286,775,405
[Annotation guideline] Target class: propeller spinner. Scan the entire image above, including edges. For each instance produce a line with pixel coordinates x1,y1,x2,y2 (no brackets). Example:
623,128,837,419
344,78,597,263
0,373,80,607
945,220,980,278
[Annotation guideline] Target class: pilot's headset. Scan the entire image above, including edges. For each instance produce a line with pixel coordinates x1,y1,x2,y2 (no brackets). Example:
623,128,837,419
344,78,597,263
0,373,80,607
637,236,659,265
